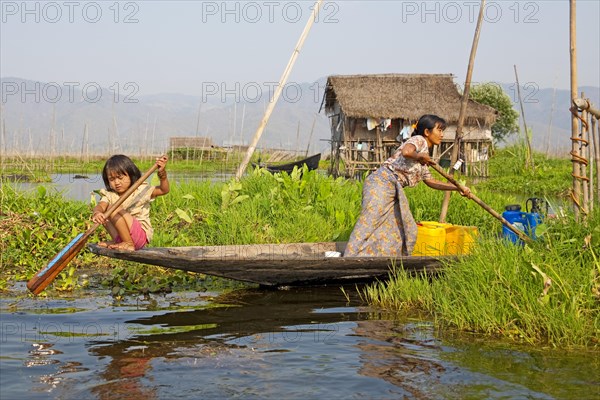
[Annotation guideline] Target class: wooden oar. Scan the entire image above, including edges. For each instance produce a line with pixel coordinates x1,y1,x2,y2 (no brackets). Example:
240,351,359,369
430,162,533,244
27,163,159,294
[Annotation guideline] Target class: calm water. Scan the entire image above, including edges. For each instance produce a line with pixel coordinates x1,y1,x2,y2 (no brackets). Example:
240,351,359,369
7,172,234,202
1,286,598,400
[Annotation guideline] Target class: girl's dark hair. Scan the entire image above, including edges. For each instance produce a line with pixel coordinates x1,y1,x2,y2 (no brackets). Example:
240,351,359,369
102,154,141,191
412,114,447,137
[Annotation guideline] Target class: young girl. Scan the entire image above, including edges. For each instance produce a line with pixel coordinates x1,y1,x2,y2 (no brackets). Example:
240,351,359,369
344,114,472,257
92,155,170,251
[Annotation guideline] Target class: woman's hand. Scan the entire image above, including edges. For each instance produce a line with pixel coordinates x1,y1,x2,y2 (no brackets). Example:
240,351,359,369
416,152,432,166
459,186,472,199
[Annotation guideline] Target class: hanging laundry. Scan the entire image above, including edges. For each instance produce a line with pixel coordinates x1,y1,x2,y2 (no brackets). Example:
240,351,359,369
379,118,392,131
366,117,378,131
396,124,413,142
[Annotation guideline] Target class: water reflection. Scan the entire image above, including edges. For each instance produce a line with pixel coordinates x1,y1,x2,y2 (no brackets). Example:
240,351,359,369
85,288,369,399
2,288,599,399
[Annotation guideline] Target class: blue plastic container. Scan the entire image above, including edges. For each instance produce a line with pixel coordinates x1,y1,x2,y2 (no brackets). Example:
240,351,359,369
502,204,544,243
502,205,528,243
525,212,542,239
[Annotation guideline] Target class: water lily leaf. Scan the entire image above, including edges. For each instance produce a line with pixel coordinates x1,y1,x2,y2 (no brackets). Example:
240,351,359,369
230,195,249,205
535,223,548,237
175,208,193,223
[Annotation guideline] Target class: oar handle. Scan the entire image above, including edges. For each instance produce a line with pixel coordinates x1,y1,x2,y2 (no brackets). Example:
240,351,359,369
430,162,533,244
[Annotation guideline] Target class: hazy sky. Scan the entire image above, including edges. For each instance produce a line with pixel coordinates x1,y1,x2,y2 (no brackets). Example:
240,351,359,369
1,0,599,100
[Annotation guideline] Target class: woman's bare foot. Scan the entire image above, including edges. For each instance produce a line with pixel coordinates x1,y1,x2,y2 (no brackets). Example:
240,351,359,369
97,241,116,248
107,242,136,251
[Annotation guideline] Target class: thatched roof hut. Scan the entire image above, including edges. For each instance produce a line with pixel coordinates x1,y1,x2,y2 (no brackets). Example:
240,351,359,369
324,73,497,127
169,136,214,149
323,74,498,178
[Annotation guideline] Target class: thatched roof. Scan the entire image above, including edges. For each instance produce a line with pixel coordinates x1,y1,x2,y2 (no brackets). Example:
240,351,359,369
324,74,497,126
169,136,214,148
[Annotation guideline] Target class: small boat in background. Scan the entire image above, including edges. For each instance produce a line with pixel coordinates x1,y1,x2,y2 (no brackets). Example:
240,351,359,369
253,153,321,174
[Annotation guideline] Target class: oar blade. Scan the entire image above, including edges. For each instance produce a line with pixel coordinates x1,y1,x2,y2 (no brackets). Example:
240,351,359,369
27,232,89,294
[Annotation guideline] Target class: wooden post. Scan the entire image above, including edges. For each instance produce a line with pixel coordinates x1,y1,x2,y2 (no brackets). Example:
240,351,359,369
545,84,557,158
305,113,317,157
236,0,323,179
514,64,535,171
593,116,600,208
439,0,486,222
569,0,581,218
581,97,589,212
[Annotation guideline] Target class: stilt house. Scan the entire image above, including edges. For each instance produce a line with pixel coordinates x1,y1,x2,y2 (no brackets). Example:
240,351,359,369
323,74,497,177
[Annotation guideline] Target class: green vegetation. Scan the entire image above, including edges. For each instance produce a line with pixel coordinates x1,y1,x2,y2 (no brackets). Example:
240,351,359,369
479,144,573,198
362,210,600,348
362,146,598,348
1,148,598,348
470,82,520,143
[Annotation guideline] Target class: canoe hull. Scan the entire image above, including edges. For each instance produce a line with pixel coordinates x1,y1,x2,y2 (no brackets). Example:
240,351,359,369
253,153,321,174
87,242,450,287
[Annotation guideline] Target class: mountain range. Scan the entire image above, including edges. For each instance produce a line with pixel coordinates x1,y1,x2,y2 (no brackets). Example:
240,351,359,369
1,77,598,157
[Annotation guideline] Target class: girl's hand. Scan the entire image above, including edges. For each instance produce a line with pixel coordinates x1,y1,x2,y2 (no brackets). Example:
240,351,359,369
156,155,168,171
92,211,106,225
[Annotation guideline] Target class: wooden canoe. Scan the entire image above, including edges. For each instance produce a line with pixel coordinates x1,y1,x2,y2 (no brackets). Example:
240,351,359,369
87,242,452,287
252,153,321,174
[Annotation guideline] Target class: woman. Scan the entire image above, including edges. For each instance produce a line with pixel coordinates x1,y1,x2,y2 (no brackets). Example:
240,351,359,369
344,114,471,257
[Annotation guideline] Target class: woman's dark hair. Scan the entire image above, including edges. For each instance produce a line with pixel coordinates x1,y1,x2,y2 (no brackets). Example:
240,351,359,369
102,154,142,191
412,114,447,137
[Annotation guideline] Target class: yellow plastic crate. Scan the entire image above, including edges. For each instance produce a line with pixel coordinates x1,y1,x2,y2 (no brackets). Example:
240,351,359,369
412,222,478,256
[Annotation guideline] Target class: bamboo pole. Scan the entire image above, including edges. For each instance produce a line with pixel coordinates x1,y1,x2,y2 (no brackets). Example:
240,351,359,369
431,163,532,244
295,120,301,155
573,98,600,119
594,117,600,207
439,0,486,222
569,0,581,218
305,113,317,157
545,84,557,157
581,98,589,212
591,115,597,209
236,0,323,179
514,64,535,170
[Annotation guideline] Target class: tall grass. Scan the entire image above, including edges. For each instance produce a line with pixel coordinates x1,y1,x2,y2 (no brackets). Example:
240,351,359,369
363,144,599,347
363,195,600,348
